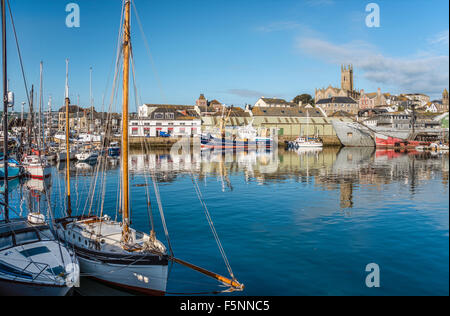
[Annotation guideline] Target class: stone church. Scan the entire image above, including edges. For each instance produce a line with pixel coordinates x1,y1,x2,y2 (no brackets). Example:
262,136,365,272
315,65,361,102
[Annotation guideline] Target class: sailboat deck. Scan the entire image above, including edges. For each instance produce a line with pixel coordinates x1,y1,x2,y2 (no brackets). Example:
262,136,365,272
66,219,153,255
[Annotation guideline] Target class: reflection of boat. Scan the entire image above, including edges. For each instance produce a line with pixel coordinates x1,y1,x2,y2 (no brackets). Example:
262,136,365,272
25,176,51,192
75,162,93,170
294,147,323,154
333,147,375,173
0,177,20,193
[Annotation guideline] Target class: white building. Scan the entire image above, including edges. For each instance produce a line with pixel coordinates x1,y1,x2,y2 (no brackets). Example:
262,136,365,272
253,98,296,108
131,105,201,137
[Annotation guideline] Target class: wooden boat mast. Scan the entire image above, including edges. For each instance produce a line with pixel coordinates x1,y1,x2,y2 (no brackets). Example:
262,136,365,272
1,0,9,221
121,0,131,242
65,59,72,216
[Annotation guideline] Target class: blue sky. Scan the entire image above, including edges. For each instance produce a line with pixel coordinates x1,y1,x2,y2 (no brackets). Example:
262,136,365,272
5,0,449,112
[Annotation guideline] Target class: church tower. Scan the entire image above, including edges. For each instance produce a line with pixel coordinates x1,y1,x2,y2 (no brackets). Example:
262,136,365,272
443,88,449,106
341,64,354,92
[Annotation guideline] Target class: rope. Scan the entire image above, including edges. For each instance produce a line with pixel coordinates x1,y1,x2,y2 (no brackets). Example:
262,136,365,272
189,173,236,281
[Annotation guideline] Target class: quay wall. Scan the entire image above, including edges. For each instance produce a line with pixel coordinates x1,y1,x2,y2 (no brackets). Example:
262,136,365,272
123,135,341,148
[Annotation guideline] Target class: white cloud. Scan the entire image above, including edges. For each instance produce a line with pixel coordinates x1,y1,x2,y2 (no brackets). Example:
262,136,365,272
297,35,449,97
226,89,266,98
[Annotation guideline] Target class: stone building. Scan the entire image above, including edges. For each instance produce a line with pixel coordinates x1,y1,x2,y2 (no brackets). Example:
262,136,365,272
315,65,360,102
315,96,359,117
359,88,389,109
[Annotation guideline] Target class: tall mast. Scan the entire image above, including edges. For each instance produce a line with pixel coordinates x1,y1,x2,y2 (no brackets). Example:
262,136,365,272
65,59,72,216
90,66,93,133
2,0,9,221
122,0,131,242
38,61,43,154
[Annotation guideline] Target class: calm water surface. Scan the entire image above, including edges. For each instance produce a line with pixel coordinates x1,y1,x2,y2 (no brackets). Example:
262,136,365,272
4,147,449,296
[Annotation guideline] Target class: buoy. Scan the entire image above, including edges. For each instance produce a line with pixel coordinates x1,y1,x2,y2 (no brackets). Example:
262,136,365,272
27,212,46,225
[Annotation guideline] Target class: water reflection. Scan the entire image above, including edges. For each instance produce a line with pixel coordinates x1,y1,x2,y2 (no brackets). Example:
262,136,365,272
127,147,448,209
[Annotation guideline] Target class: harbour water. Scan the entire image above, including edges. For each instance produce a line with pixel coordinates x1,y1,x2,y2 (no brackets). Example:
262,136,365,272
3,147,449,296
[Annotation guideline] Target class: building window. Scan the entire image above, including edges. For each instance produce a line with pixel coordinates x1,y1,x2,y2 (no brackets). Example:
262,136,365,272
154,113,163,119
166,113,174,120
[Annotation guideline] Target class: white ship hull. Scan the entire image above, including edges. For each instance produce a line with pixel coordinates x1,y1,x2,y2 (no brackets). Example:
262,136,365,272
332,120,376,147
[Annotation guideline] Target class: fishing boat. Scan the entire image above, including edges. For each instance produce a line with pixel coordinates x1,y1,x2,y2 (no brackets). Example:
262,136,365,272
288,111,323,149
56,1,243,296
0,1,79,296
201,114,274,150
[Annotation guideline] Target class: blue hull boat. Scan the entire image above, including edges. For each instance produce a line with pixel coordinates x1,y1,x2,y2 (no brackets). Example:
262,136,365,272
0,159,22,180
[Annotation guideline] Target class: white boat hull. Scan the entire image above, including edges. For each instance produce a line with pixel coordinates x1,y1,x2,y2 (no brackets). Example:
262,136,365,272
77,255,168,296
24,164,51,179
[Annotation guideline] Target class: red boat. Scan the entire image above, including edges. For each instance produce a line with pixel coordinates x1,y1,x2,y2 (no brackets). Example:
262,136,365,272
375,132,432,149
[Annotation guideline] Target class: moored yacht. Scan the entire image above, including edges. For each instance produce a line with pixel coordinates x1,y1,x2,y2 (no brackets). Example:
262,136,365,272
22,155,51,180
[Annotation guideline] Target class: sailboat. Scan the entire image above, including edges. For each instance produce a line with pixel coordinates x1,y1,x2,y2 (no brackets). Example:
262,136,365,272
0,0,78,296
22,62,51,180
56,0,243,296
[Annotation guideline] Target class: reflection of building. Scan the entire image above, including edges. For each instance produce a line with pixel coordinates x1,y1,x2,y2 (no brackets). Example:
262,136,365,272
339,182,353,209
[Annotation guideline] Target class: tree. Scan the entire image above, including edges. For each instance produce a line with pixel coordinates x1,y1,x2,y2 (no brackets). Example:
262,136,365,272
293,94,314,106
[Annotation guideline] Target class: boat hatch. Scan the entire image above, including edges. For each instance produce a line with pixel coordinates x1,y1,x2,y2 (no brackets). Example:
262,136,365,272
20,246,51,258
15,231,40,246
